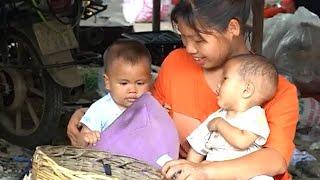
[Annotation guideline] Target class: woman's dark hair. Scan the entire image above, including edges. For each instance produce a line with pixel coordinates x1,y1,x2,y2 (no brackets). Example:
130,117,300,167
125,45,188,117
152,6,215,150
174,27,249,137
171,0,251,34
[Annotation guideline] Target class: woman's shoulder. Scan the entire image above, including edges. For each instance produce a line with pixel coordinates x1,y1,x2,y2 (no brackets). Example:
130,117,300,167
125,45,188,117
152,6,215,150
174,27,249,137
162,48,196,67
276,75,297,96
264,75,298,109
167,48,189,58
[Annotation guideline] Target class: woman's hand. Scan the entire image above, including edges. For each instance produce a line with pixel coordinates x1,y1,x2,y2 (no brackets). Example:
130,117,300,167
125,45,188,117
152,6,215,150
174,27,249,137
67,108,88,147
162,159,208,180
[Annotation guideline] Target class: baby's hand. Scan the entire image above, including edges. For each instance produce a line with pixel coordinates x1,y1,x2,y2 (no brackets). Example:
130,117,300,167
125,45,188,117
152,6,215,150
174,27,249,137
207,117,223,132
83,131,101,145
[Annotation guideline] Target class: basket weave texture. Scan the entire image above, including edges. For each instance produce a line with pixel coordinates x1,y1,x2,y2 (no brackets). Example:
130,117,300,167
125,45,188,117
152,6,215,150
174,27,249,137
32,145,163,180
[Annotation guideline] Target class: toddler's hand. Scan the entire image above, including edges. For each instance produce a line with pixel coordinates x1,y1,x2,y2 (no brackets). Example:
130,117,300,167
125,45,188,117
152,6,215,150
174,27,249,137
83,131,101,145
163,103,171,112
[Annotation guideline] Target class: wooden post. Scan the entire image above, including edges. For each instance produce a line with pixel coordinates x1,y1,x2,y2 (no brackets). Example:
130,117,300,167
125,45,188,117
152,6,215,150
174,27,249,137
152,0,161,32
251,0,265,55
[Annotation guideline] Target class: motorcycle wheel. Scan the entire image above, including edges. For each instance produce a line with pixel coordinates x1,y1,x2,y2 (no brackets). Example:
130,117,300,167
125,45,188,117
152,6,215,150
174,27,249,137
0,29,62,148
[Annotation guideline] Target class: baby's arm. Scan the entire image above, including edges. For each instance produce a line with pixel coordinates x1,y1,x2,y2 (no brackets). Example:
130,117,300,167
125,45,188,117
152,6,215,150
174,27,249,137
80,125,101,145
187,148,205,163
207,117,258,150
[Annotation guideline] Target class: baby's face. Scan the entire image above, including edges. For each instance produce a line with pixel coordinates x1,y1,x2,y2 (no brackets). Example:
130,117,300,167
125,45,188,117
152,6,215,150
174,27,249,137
104,59,151,109
216,60,244,110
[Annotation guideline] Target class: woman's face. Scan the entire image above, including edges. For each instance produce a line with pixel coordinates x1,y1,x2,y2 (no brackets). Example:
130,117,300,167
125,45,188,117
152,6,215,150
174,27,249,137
177,18,233,70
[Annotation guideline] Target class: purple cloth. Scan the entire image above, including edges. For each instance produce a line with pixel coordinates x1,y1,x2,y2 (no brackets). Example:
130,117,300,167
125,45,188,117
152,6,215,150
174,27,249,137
93,93,179,168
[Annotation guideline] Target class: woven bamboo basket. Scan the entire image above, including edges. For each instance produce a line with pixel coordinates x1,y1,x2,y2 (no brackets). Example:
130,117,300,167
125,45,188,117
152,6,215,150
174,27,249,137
32,145,163,180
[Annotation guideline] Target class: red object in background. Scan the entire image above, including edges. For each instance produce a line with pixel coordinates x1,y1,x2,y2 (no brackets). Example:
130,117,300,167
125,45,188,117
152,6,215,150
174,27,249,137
172,0,180,5
49,0,73,13
281,0,296,13
264,7,286,18
264,0,296,18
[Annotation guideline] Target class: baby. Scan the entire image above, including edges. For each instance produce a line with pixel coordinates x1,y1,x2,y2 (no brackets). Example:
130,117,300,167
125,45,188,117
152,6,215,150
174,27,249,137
187,54,278,179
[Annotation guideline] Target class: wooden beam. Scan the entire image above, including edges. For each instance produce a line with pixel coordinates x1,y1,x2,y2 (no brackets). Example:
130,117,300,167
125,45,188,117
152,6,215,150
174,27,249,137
152,0,161,32
251,0,265,55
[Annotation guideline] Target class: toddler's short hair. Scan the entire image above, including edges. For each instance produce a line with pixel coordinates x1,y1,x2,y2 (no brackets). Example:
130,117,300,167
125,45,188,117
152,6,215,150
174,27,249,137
103,39,152,74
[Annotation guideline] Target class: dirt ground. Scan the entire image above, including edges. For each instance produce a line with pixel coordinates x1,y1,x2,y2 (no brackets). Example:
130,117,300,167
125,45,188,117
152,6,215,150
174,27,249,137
0,108,74,179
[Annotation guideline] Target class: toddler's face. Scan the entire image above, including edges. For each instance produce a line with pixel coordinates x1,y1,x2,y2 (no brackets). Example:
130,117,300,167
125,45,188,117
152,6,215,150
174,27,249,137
104,59,151,109
216,60,244,110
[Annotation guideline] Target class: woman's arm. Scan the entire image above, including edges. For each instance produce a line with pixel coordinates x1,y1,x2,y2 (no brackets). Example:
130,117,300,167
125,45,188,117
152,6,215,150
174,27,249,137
187,148,205,163
202,147,286,179
162,148,286,179
67,107,88,147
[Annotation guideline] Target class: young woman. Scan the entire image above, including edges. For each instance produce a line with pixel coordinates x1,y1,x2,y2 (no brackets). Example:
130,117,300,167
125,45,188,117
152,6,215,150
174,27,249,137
68,1,298,179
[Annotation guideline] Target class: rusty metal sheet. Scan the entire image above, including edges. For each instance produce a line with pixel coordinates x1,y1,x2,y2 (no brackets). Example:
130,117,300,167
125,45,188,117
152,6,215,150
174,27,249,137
45,50,83,88
33,21,78,55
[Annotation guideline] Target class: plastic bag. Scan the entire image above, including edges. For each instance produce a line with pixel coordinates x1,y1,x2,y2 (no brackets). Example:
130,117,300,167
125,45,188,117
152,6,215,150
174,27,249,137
122,0,172,23
298,97,320,129
290,148,317,166
263,7,320,94
93,93,179,168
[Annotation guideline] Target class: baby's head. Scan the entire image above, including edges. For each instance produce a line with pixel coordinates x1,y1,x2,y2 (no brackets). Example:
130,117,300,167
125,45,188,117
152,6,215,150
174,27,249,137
217,54,278,111
103,39,152,109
